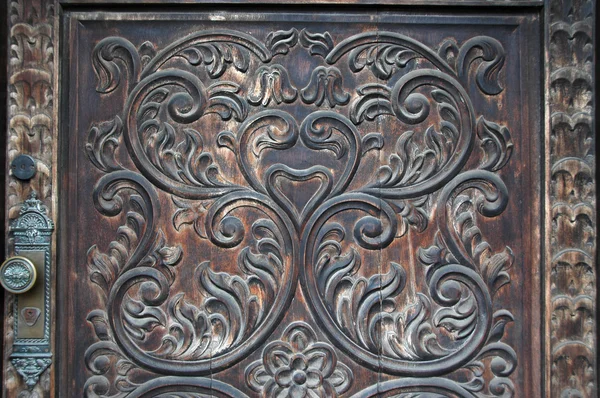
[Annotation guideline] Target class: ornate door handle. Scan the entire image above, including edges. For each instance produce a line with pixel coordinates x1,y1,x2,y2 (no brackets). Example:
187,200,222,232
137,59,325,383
0,256,37,294
4,192,54,390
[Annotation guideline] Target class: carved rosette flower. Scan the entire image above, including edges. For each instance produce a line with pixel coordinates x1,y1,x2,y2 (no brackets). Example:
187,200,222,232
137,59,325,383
246,322,353,397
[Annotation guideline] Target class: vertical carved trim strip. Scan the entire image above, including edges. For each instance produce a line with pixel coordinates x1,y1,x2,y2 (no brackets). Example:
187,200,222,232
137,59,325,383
4,0,56,396
547,0,596,396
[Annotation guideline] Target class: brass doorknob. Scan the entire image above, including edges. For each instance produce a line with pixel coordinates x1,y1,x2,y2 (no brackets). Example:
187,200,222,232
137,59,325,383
0,256,37,294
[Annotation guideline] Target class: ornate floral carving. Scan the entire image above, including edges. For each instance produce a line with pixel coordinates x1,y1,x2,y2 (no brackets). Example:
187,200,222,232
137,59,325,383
3,0,594,395
438,36,506,95
84,26,519,396
245,322,353,397
86,116,125,173
476,117,513,172
86,171,296,379
299,29,334,58
265,28,299,56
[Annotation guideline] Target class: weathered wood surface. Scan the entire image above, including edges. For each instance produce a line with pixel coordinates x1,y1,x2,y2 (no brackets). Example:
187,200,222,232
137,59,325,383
546,0,596,397
1,1,595,397
3,0,57,396
61,9,540,397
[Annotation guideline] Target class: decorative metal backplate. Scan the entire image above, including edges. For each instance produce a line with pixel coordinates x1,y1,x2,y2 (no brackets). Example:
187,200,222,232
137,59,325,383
8,192,54,389
77,19,528,396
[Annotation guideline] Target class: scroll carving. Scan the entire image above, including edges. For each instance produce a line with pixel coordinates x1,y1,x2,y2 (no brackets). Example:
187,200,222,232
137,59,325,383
1,0,594,395
81,25,521,397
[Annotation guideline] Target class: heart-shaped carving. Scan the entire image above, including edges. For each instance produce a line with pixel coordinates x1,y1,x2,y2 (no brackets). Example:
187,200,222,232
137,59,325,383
266,165,333,231
299,111,360,196
235,110,360,197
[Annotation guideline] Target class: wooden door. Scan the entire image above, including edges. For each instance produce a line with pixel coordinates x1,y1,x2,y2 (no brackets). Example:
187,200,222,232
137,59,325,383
2,1,596,397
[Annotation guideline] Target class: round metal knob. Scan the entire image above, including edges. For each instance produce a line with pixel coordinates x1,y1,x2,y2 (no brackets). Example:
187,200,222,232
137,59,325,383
0,256,37,294
11,154,37,181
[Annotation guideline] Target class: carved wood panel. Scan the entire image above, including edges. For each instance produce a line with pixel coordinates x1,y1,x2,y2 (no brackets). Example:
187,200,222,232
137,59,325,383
3,1,596,397
60,11,543,397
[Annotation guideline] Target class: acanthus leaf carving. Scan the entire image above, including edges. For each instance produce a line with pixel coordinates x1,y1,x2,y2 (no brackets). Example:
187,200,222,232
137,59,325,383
92,37,141,94
171,196,209,239
439,36,507,96
348,44,419,79
456,36,506,96
86,116,125,173
87,170,160,295
87,170,297,377
138,41,156,68
350,84,394,125
298,29,334,58
360,132,384,155
357,76,471,199
206,81,248,122
84,26,520,396
177,42,251,79
477,116,514,172
265,28,298,56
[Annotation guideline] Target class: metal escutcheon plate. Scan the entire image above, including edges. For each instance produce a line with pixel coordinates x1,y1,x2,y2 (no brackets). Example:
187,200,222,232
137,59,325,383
0,256,37,294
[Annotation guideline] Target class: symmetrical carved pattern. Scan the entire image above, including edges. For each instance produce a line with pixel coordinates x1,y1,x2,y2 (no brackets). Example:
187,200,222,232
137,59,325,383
246,322,353,397
7,192,54,390
0,0,595,395
548,0,596,396
4,0,56,395
10,357,52,390
5,0,55,212
82,27,520,397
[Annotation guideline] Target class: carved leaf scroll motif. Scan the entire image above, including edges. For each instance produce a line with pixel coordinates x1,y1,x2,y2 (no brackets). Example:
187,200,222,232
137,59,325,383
85,29,516,397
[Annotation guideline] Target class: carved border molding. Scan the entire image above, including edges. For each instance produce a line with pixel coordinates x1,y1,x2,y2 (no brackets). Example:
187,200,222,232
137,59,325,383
3,0,57,396
546,0,597,397
57,0,545,4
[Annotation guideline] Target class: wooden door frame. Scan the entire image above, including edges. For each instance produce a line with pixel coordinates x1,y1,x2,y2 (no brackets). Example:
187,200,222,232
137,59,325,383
2,1,596,396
